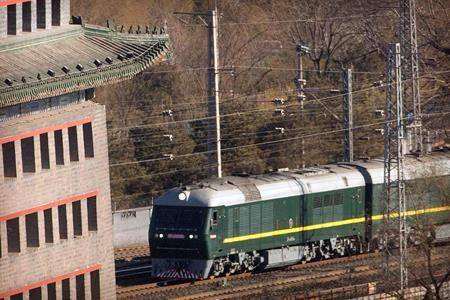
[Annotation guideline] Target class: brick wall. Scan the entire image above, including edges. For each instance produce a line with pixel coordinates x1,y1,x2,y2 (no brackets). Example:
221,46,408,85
0,101,116,299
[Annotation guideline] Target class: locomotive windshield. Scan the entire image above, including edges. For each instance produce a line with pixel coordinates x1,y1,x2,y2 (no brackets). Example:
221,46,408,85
153,206,207,231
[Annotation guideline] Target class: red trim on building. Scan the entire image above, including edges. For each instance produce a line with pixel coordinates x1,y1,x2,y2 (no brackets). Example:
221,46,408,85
0,264,101,298
0,191,98,222
0,117,94,145
0,0,31,6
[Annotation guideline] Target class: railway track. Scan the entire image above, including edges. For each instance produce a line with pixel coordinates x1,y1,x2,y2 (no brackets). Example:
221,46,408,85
116,252,379,299
117,244,450,299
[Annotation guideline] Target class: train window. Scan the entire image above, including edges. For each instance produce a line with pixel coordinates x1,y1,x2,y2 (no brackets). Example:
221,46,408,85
211,211,218,225
334,194,343,205
313,197,322,208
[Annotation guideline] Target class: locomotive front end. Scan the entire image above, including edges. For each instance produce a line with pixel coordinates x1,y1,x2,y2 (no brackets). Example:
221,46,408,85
149,188,217,279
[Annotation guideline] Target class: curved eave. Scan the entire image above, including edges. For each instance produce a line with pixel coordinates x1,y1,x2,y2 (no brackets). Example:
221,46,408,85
0,25,171,108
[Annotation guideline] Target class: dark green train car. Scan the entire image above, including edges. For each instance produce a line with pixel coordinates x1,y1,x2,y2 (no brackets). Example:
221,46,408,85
150,152,450,279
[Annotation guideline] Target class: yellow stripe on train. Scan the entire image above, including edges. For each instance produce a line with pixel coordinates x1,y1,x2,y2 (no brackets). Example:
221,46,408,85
222,205,450,244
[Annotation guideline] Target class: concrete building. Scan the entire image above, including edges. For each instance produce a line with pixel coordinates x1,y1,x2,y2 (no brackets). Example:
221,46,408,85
0,1,170,299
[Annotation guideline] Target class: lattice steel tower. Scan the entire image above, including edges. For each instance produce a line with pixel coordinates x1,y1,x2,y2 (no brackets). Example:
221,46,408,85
399,0,422,153
383,43,408,296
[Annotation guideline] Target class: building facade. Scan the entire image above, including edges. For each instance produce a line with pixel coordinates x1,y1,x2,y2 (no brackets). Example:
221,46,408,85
0,1,169,299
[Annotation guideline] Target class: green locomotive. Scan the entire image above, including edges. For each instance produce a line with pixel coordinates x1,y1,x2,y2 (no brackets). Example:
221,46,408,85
149,152,450,279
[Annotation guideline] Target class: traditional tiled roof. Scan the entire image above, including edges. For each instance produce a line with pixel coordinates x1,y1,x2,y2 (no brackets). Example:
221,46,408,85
0,23,170,108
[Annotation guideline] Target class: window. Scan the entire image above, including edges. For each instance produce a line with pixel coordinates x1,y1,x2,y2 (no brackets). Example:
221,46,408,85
87,196,98,231
21,137,36,173
7,217,20,252
58,205,68,239
68,126,79,161
10,293,23,300
90,270,100,300
40,133,50,169
54,130,64,165
211,211,218,225
36,0,46,28
29,287,42,300
73,201,82,236
47,282,57,300
44,208,54,243
83,122,94,157
51,0,61,26
313,196,322,208
26,213,39,247
7,4,17,35
62,278,70,300
22,1,32,32
76,274,85,300
2,141,17,177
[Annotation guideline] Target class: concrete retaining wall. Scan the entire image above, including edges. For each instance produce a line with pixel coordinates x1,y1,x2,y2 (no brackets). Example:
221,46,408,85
113,206,152,248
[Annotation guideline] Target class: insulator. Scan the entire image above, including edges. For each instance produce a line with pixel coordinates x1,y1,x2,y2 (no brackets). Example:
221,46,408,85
273,98,285,105
163,134,174,142
163,154,174,160
274,108,285,116
93,59,102,67
275,127,285,134
374,109,385,117
162,110,173,117
47,69,55,77
375,128,384,135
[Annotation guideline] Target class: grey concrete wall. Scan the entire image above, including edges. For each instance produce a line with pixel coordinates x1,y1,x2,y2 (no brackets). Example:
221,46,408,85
0,101,116,299
0,6,6,38
113,207,152,248
61,0,70,25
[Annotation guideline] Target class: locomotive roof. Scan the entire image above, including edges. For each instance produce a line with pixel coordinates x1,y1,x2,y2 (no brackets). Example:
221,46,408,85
154,150,450,208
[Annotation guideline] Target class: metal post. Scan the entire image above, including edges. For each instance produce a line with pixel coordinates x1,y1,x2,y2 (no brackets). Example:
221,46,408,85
399,0,422,153
295,44,310,168
383,42,408,296
207,7,222,178
343,68,353,162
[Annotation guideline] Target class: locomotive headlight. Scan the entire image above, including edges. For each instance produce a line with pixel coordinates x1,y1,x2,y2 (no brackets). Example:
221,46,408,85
159,233,164,238
189,234,194,239
178,192,187,201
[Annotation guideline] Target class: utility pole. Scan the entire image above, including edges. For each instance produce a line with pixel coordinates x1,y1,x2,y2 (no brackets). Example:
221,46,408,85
343,68,353,162
174,6,222,178
399,0,422,153
383,43,408,297
295,44,310,168
207,6,222,178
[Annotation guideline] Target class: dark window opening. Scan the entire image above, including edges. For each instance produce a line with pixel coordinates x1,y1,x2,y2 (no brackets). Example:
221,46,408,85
51,0,61,26
22,2,32,32
211,211,218,225
21,137,36,173
76,274,85,300
7,217,20,253
2,141,17,177
47,282,57,300
44,208,54,243
40,133,50,169
68,126,79,161
73,200,82,236
58,205,68,239
7,5,17,35
82,122,94,157
11,293,23,300
26,213,39,247
90,270,100,300
54,130,64,165
87,196,98,231
36,0,46,28
29,287,42,300
62,278,70,300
